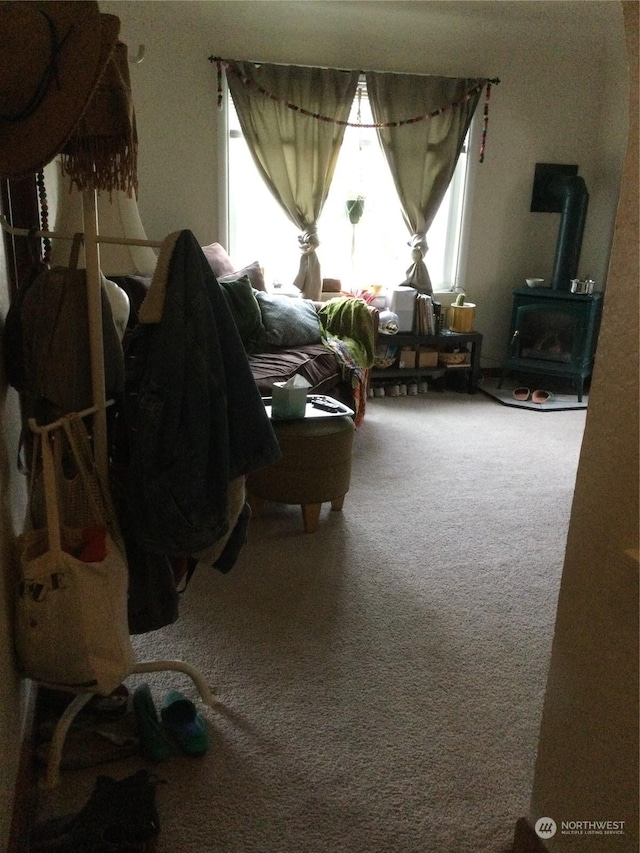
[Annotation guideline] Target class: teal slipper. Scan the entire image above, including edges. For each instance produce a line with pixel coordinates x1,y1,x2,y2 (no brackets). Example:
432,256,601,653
132,683,174,762
160,689,209,757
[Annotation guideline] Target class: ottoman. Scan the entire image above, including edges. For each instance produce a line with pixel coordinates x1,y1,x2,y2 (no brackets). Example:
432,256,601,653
246,415,355,533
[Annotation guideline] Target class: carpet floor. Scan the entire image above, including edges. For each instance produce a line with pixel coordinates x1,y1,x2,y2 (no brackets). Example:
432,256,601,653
34,390,587,853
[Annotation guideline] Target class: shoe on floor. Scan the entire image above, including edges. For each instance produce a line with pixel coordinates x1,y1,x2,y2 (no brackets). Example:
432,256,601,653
160,689,209,757
31,770,161,851
531,389,553,404
133,683,174,762
512,387,530,401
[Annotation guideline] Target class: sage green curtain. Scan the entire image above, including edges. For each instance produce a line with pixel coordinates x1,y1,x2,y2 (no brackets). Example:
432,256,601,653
366,73,481,295
226,62,359,299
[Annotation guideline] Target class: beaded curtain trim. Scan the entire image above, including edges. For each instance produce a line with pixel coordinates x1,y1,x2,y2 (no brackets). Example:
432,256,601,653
209,57,499,162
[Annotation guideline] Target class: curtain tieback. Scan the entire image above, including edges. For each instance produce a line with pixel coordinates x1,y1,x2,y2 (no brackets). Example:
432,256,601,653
408,234,428,260
298,229,319,255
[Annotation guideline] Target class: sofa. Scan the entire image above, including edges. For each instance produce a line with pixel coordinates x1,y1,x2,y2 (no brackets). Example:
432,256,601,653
116,242,378,423
200,243,378,422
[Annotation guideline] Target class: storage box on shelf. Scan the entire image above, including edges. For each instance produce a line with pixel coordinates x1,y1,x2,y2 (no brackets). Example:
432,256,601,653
397,345,440,369
418,348,439,368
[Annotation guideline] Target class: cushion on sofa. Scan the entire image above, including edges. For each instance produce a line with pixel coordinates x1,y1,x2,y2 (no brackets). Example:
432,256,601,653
220,261,266,292
255,291,322,347
217,275,267,354
201,242,236,277
200,240,268,293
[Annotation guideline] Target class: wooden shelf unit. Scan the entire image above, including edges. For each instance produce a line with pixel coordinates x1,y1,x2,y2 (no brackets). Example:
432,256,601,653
371,330,483,394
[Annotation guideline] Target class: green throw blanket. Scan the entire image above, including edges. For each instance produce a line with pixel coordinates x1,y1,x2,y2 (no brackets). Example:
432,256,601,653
318,296,376,369
318,297,376,426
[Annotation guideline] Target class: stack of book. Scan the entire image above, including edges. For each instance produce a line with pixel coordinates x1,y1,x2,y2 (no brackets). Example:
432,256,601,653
414,293,436,334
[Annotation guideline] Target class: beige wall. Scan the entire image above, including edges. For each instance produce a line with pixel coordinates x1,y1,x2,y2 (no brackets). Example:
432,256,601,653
530,2,639,848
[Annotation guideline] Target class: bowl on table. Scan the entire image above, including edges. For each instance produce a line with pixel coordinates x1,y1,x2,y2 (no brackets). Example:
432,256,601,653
525,278,545,288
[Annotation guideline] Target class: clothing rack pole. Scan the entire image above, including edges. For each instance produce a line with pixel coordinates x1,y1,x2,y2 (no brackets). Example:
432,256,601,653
75,192,217,714
0,212,163,248
2,210,218,790
81,189,110,481
26,401,114,436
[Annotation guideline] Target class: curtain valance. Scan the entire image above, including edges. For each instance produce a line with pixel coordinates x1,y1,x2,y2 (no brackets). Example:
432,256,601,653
211,57,499,162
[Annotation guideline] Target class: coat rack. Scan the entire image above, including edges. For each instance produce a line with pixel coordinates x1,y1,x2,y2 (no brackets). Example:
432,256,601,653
1,205,217,789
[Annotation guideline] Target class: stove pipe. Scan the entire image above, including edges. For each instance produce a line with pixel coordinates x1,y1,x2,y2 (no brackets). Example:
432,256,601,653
548,175,589,290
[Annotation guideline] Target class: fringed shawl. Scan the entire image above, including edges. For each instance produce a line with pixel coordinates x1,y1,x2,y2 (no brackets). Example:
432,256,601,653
61,41,138,197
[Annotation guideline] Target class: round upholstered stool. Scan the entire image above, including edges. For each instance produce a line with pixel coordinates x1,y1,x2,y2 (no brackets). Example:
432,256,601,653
246,415,355,533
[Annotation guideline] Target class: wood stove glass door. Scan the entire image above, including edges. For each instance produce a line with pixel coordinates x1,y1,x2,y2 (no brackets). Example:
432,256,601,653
512,305,584,369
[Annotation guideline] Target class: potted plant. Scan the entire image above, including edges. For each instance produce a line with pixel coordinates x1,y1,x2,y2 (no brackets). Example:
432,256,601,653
447,292,476,333
345,196,365,225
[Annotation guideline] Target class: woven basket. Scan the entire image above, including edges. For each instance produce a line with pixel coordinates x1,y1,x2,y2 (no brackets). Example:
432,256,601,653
374,344,398,369
437,351,468,365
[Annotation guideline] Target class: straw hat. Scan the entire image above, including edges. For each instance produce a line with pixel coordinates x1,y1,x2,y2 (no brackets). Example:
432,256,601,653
0,1,120,179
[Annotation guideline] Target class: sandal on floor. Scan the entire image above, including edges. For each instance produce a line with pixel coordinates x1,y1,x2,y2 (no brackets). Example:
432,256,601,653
160,689,209,757
133,683,174,762
37,685,130,740
34,713,140,771
531,389,553,404
513,387,530,401
37,686,131,742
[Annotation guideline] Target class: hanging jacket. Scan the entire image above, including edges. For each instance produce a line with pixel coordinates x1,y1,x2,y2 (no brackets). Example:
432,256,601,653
122,229,280,557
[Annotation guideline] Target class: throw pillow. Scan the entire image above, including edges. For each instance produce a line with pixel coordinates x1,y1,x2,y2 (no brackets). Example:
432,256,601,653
220,260,266,292
254,291,322,348
218,275,267,354
201,242,235,278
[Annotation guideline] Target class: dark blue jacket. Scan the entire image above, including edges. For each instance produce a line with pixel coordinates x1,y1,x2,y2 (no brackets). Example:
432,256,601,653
123,230,280,556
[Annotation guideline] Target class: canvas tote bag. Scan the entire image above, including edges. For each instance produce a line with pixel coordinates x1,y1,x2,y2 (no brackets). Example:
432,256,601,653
14,415,135,695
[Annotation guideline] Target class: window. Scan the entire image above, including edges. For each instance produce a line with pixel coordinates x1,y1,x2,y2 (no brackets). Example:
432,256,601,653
227,81,470,293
